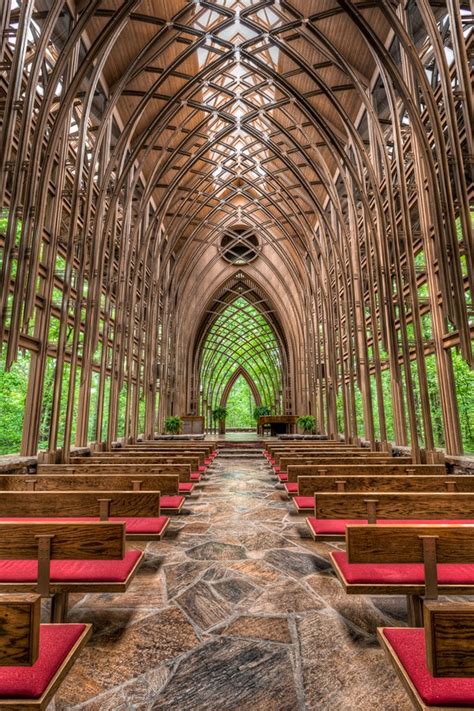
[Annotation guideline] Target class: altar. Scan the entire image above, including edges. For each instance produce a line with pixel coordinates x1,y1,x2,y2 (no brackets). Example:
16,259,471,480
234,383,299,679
257,415,298,437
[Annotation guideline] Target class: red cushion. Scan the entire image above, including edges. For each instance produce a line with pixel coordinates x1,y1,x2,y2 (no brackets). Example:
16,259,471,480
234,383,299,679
190,472,201,481
285,483,298,494
278,473,288,482
273,465,280,472
111,516,169,535
179,483,194,493
0,550,142,583
382,628,474,706
294,496,314,510
199,465,206,473
160,495,185,511
0,516,169,537
0,624,87,699
332,551,474,585
307,517,474,537
205,458,211,465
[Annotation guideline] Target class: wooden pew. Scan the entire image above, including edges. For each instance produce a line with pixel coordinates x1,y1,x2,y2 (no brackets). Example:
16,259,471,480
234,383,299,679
0,474,187,514
0,521,143,621
288,463,445,485
126,441,218,449
0,593,91,709
89,449,208,465
0,491,170,540
378,601,474,709
37,463,194,491
273,452,394,476
121,444,217,459
306,492,474,540
69,456,204,481
120,448,216,466
329,524,474,626
265,445,361,463
270,448,364,467
291,468,451,511
276,456,411,481
263,439,344,452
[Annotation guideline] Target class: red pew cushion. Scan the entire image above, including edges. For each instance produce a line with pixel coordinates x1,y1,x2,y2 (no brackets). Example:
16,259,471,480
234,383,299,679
0,516,169,537
111,516,169,535
294,496,314,510
285,483,298,494
382,628,474,706
190,472,201,481
278,473,288,482
179,483,194,493
273,465,280,473
160,495,185,511
332,551,474,585
0,549,142,583
0,624,87,699
307,517,474,537
198,465,206,473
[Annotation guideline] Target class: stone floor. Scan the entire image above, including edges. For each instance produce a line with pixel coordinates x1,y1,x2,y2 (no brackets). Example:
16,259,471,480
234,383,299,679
53,453,413,711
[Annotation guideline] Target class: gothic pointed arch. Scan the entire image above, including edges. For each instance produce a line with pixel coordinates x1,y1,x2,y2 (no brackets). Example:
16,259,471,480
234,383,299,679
219,366,262,411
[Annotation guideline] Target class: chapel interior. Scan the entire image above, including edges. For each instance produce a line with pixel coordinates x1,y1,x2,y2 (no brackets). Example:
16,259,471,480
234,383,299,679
0,1,473,709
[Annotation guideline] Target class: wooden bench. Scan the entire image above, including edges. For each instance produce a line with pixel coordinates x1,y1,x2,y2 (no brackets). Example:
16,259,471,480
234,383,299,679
264,441,355,455
266,446,362,465
270,449,364,469
121,449,217,466
276,456,411,481
306,492,474,540
291,470,454,512
0,491,170,540
69,456,204,481
120,445,217,465
0,474,187,514
378,601,474,710
37,463,194,491
0,593,91,709
92,449,208,466
0,521,143,622
329,524,474,626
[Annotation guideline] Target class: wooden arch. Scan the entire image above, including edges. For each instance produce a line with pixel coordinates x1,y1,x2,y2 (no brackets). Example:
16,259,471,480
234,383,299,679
219,366,262,411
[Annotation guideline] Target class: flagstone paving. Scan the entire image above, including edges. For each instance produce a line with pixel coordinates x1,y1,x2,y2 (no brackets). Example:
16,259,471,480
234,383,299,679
53,453,412,710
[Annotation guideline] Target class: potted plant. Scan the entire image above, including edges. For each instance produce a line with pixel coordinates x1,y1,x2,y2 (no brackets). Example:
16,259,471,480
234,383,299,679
253,405,271,420
212,406,227,435
297,415,316,435
164,416,182,435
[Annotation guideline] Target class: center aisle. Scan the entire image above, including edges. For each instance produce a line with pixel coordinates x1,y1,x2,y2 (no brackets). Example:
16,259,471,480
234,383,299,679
55,448,411,710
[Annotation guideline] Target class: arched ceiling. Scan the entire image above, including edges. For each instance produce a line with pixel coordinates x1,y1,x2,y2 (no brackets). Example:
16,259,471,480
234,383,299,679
78,0,395,280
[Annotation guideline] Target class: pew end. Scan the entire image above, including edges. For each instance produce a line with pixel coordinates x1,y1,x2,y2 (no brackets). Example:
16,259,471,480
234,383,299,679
378,602,474,710
0,593,91,709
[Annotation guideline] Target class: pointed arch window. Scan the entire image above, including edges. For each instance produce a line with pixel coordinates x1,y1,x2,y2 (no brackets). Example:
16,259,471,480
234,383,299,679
199,296,282,426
